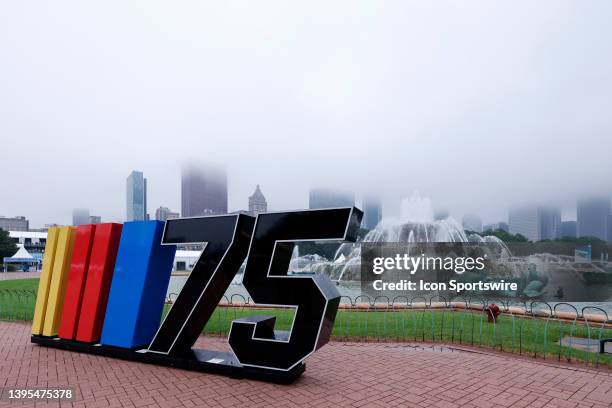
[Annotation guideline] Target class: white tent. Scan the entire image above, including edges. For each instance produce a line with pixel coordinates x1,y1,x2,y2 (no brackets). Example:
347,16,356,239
10,245,34,260
3,244,39,272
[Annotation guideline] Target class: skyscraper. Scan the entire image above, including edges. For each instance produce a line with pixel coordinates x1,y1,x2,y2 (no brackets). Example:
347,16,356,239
508,205,561,241
577,196,611,242
126,170,147,221
509,206,541,241
363,197,382,230
560,221,577,238
462,214,483,233
155,206,179,221
539,206,561,240
248,185,267,214
72,208,90,226
181,164,228,217
309,188,354,210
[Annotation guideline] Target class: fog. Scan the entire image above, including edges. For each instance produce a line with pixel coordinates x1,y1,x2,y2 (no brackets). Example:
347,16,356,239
1,1,611,227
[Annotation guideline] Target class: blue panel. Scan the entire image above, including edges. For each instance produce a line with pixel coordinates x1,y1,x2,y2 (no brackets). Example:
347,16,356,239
100,221,176,349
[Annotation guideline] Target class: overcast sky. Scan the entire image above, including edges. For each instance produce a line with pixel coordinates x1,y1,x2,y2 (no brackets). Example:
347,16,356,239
1,1,611,228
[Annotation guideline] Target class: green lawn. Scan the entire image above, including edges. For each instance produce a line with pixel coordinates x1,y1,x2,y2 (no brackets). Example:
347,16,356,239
2,277,610,366
194,306,612,366
0,278,38,321
0,277,39,290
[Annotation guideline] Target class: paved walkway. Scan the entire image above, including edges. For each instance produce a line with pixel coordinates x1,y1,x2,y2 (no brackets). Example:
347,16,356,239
0,322,611,408
0,272,40,281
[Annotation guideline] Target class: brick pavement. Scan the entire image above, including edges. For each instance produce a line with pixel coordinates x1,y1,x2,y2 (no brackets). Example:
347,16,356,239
0,322,610,408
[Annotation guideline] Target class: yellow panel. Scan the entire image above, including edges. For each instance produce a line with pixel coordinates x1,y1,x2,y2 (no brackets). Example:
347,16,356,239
42,226,76,336
32,227,59,335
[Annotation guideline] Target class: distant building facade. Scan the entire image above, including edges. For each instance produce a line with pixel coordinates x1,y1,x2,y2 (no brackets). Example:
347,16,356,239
462,214,483,233
39,224,59,232
560,221,577,238
89,216,101,224
483,222,509,233
0,216,29,231
577,196,611,242
309,188,354,210
8,231,46,256
363,197,382,230
509,206,541,241
72,208,90,226
248,185,267,214
539,206,561,240
509,205,561,241
126,170,147,221
155,206,179,222
181,164,228,217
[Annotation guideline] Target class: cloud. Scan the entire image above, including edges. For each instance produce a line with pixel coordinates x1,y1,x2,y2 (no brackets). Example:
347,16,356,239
0,1,610,227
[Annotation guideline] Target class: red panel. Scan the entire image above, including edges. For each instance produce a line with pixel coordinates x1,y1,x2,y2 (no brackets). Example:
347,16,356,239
75,223,122,343
58,224,96,340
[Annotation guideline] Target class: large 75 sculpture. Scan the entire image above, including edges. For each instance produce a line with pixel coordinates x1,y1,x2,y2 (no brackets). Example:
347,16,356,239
31,207,363,382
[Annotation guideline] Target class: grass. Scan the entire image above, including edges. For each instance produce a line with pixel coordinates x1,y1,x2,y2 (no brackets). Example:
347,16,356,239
0,277,39,290
0,278,38,321
195,306,612,366
2,277,610,366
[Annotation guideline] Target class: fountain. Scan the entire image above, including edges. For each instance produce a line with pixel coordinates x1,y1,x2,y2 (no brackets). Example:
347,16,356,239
363,192,468,243
169,192,608,306
291,191,511,282
170,193,607,306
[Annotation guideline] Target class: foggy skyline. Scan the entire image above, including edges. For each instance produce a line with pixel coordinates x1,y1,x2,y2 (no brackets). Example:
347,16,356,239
2,1,612,228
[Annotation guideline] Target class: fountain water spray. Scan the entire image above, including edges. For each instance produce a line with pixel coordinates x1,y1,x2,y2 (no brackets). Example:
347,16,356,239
289,191,511,282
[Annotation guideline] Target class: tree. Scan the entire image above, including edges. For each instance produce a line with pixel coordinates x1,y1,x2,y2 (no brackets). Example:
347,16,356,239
0,229,18,259
479,229,529,242
555,236,607,245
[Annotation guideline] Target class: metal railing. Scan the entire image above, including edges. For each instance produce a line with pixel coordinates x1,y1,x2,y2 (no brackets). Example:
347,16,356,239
2,290,610,368
208,293,612,368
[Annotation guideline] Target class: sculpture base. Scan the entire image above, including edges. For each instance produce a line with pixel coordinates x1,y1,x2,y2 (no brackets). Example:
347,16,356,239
31,335,304,384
